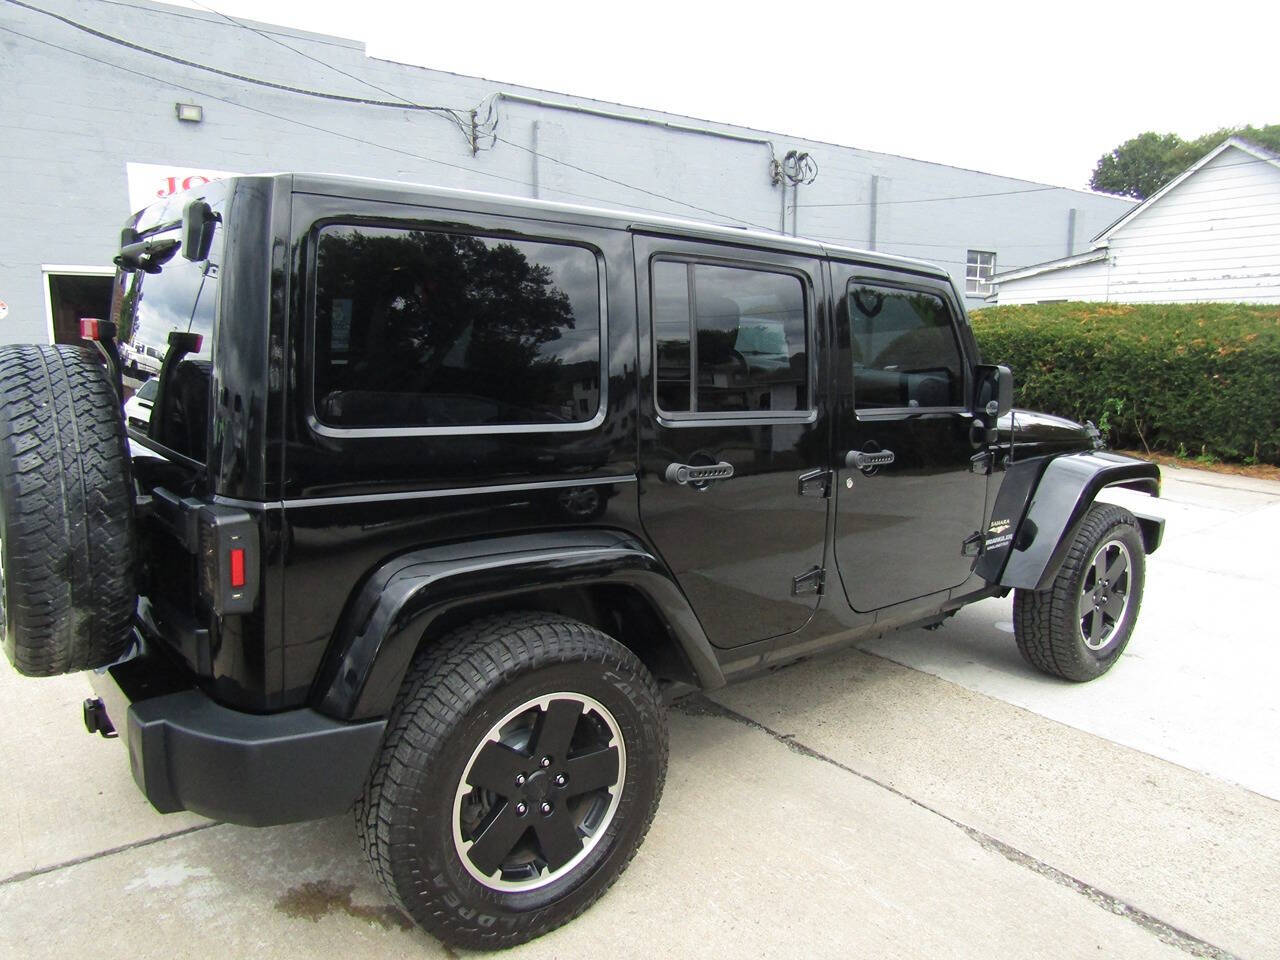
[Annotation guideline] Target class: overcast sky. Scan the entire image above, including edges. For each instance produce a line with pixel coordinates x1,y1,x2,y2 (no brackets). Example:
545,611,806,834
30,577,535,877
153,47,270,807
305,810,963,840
172,0,1277,191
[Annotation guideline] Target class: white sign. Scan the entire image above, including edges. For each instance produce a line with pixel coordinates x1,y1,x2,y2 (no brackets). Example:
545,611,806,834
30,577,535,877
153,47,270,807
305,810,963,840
0,300,8,321
125,162,237,215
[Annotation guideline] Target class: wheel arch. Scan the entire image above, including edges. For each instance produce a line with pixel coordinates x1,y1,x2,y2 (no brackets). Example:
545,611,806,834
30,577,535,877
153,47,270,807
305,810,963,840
984,451,1162,592
310,530,723,721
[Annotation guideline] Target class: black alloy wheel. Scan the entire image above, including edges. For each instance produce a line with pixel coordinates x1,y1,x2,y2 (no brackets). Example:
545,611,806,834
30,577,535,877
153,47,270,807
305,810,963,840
1078,538,1133,651
453,692,624,890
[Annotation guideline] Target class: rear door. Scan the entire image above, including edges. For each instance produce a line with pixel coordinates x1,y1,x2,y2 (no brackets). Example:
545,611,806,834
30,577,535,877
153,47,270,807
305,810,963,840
635,235,830,648
829,263,988,612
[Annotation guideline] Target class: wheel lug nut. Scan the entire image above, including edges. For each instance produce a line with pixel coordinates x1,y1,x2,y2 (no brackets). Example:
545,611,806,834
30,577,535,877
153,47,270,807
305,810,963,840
539,756,551,768
554,773,566,787
514,802,528,816
540,801,553,815
515,773,526,787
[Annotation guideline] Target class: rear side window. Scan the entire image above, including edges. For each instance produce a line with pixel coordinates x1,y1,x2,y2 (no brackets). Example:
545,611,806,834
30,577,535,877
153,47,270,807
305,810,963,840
652,260,807,415
112,182,224,463
847,283,965,409
313,226,602,429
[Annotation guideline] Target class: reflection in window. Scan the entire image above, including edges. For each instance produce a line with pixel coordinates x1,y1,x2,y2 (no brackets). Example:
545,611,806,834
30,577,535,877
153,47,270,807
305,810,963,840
111,184,224,463
651,261,807,415
313,227,601,428
848,284,964,409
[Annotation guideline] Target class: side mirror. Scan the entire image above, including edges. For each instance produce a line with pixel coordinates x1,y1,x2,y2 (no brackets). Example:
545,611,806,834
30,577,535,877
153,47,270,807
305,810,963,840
181,198,218,262
975,363,1013,420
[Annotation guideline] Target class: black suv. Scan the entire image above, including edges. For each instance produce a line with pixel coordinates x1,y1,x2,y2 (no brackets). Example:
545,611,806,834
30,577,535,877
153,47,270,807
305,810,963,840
0,175,1162,948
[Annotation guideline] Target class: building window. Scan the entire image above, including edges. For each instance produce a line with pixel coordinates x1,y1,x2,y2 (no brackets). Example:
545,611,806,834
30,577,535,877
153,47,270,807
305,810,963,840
965,250,997,296
312,225,601,429
651,260,808,415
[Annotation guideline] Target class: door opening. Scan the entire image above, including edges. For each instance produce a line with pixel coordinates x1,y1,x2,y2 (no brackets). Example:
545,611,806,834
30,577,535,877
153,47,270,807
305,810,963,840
44,269,114,345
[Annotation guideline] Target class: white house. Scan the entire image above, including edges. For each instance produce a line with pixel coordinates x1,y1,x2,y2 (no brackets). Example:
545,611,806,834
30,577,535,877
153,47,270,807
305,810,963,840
991,137,1280,304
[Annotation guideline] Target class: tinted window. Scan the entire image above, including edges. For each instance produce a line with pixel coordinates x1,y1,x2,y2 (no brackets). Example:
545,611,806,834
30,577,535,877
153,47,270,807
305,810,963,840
848,284,964,409
652,261,807,415
313,227,601,429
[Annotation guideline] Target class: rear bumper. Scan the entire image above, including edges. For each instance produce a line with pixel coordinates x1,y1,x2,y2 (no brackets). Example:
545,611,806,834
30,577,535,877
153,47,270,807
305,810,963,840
89,653,385,827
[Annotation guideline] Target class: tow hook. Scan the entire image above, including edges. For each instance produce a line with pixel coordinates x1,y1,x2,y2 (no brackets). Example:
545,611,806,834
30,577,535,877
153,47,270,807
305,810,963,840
82,698,118,739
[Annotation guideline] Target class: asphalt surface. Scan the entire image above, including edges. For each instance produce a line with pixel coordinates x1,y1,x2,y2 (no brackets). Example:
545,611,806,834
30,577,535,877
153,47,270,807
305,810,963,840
1,464,1277,959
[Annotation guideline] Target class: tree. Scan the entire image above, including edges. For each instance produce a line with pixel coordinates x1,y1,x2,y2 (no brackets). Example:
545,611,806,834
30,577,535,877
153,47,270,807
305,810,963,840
1089,124,1280,199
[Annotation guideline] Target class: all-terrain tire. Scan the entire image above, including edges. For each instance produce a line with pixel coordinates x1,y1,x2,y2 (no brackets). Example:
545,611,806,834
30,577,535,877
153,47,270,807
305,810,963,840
1013,503,1145,682
0,345,135,676
356,611,668,950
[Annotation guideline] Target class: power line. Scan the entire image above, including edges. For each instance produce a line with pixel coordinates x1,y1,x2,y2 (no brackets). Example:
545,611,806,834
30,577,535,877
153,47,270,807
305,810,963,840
797,155,1280,209
20,2,1248,258
6,21,798,231
6,1,769,228
4,0,468,120
185,1,423,109
130,3,775,228
493,135,774,230
797,185,1062,208
0,26,567,198
0,21,1045,275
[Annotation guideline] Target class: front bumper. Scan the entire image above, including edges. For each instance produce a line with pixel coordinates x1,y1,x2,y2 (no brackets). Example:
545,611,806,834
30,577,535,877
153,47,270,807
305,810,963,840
89,652,386,827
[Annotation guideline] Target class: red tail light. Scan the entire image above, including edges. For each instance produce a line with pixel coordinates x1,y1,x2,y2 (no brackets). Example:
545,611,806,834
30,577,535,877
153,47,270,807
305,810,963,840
229,548,246,589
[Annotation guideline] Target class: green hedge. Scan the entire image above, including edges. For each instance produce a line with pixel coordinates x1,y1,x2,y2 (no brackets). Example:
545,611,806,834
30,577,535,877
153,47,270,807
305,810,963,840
969,302,1280,465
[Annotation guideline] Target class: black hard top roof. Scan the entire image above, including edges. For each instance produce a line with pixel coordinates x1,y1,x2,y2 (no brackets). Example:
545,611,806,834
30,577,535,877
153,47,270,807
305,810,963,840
279,172,951,281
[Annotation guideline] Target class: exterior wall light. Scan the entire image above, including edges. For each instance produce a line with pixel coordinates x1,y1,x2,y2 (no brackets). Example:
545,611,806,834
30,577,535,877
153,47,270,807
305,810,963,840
175,103,204,123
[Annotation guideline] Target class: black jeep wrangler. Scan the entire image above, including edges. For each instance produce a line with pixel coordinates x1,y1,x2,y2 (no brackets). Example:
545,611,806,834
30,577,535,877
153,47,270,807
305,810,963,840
0,175,1162,948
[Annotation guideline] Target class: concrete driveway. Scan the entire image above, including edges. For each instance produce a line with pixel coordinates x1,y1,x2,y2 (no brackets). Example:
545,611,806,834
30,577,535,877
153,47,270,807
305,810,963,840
1,465,1277,959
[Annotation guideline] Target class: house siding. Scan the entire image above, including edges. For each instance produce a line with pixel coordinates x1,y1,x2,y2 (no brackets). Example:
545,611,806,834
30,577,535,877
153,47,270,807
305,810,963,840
995,146,1280,305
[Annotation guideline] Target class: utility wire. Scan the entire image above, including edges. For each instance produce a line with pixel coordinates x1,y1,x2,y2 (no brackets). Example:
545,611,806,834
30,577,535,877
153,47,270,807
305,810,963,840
182,0,484,146
14,0,1278,216
4,0,469,119
492,134,774,230
5,1,766,227
0,26,581,201
19,1,1251,257
798,155,1280,208
5,23,789,229
186,2,428,108
797,185,1061,208
147,3,769,227
0,21,1073,272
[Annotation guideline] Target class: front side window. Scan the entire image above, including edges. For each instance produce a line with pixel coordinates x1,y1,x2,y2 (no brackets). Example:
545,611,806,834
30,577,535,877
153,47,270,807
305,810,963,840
848,283,965,409
313,226,601,429
965,250,997,296
652,260,807,415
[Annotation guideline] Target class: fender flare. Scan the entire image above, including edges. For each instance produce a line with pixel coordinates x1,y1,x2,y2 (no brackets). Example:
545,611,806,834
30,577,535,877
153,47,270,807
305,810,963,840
310,530,724,720
984,451,1161,591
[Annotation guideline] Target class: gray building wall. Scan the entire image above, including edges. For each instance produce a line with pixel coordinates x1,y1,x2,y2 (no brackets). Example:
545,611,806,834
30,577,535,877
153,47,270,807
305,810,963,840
0,0,1133,345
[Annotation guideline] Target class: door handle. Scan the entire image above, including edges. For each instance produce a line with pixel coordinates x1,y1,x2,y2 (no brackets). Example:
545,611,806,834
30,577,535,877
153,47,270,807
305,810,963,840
665,461,734,485
845,449,895,470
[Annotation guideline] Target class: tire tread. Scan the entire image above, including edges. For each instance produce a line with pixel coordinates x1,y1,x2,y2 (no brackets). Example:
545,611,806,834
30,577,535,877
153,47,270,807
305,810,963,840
0,345,134,676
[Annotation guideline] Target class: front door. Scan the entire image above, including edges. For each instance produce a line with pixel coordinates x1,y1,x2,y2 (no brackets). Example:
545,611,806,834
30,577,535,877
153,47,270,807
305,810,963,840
830,264,988,612
635,235,830,647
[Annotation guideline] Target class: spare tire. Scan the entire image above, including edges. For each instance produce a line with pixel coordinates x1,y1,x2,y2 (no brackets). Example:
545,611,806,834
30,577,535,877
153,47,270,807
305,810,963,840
0,345,135,676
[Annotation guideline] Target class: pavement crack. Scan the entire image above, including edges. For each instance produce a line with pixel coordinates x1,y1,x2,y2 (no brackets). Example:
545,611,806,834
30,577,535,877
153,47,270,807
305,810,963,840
0,822,222,887
679,694,1242,960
